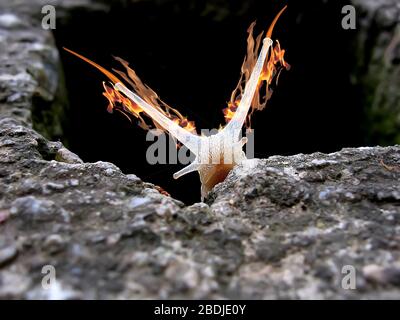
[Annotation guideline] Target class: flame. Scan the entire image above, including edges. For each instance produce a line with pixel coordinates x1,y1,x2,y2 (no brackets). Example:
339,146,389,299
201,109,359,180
102,81,147,127
63,48,197,135
64,5,288,135
223,7,290,126
173,117,196,133
223,99,240,123
266,5,287,39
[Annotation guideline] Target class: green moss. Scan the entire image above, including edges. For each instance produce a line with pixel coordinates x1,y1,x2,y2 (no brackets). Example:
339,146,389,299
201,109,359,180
32,60,70,147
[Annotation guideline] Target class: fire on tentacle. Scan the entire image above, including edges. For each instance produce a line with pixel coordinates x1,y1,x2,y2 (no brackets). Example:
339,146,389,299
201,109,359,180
63,5,290,200
223,22,290,127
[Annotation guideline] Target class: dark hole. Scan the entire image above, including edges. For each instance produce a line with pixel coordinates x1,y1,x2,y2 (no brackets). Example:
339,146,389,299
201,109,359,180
54,0,363,204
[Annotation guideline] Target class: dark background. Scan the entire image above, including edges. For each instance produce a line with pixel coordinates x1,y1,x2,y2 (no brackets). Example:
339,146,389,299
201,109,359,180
55,0,362,204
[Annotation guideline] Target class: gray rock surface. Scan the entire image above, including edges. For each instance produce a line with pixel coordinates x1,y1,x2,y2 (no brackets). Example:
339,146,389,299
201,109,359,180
352,0,400,145
0,0,400,299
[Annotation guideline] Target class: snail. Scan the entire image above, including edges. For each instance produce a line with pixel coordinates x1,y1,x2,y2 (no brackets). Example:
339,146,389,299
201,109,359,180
64,6,289,201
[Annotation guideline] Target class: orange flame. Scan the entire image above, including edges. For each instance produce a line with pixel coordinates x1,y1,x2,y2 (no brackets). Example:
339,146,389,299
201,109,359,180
63,48,197,135
64,5,288,134
222,99,240,123
223,6,290,126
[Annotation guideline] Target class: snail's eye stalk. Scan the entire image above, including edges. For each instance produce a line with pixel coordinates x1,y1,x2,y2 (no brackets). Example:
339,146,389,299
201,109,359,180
114,83,201,155
63,5,289,201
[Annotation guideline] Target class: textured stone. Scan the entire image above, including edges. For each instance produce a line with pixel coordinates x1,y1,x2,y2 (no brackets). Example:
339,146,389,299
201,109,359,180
352,0,400,144
0,245,18,267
